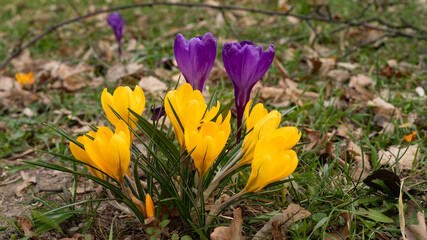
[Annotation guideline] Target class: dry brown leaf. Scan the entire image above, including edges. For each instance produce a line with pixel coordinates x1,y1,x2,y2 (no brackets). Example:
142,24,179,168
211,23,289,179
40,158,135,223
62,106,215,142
303,128,328,151
405,200,427,240
347,141,371,180
366,97,399,117
107,62,143,82
327,69,350,82
11,49,32,72
208,66,228,82
274,57,289,78
210,208,243,240
379,144,420,171
325,212,351,240
153,68,171,80
337,62,359,71
138,76,167,96
254,203,311,240
61,233,86,240
0,75,15,99
278,0,290,12
349,74,372,88
19,217,40,240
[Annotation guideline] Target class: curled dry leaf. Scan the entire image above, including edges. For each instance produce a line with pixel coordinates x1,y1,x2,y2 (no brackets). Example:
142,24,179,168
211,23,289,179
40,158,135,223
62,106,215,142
19,217,40,240
347,141,371,180
378,144,420,171
210,208,243,240
0,75,14,99
303,128,329,152
107,62,143,82
253,203,311,240
327,69,350,82
274,57,289,78
325,212,351,240
138,76,167,96
349,74,372,88
405,200,427,240
61,233,88,240
366,97,400,118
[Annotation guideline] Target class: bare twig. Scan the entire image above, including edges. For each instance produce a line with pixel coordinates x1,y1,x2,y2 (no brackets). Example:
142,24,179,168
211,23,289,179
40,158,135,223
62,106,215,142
339,33,390,60
1,1,426,70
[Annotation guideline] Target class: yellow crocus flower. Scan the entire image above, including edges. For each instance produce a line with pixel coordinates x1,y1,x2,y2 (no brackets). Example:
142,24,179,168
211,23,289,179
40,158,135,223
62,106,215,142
145,193,155,218
244,127,300,193
76,120,131,182
15,72,34,86
185,112,231,177
70,132,105,180
165,83,219,148
239,102,281,166
101,86,145,130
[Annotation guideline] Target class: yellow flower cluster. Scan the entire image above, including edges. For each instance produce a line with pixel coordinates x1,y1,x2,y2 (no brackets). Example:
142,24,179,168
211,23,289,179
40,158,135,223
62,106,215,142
70,86,145,183
165,83,231,177
241,100,301,193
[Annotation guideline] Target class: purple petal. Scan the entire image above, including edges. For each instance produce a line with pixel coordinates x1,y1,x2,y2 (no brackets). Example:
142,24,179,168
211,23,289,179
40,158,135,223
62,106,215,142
107,12,126,57
174,32,217,92
222,40,275,140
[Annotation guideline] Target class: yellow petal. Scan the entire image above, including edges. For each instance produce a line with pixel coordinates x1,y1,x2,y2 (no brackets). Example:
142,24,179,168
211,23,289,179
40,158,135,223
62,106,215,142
145,194,155,218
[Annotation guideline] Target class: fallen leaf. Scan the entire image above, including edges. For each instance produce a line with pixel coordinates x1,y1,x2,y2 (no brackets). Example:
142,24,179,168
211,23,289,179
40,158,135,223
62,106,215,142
138,76,167,95
11,49,32,72
366,97,399,117
19,217,40,240
405,200,427,240
327,69,350,82
254,203,311,240
325,212,351,240
61,233,86,240
0,75,15,98
210,208,243,240
347,141,371,180
379,144,420,171
274,57,289,78
107,62,143,82
303,128,328,151
415,86,425,97
349,74,371,88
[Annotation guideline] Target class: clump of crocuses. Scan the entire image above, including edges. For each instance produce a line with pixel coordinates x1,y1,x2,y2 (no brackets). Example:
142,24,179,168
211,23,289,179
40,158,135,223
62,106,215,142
107,12,126,57
45,31,301,239
174,32,217,92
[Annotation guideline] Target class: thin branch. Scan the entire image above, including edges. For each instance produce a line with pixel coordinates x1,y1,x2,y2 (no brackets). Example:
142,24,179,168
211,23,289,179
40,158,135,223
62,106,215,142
339,34,390,60
1,1,426,70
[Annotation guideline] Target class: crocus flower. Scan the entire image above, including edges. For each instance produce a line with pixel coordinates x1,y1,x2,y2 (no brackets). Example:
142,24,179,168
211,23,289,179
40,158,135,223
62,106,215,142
145,193,155,218
185,112,231,177
70,120,131,182
174,32,217,92
244,127,300,193
239,101,282,166
101,86,145,131
222,41,275,139
107,12,126,57
164,83,219,148
15,72,34,86
70,132,105,180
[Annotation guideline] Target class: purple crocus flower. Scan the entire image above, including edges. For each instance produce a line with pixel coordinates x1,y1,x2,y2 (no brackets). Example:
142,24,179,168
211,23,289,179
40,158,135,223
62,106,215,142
107,12,126,57
222,41,275,140
174,32,217,92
